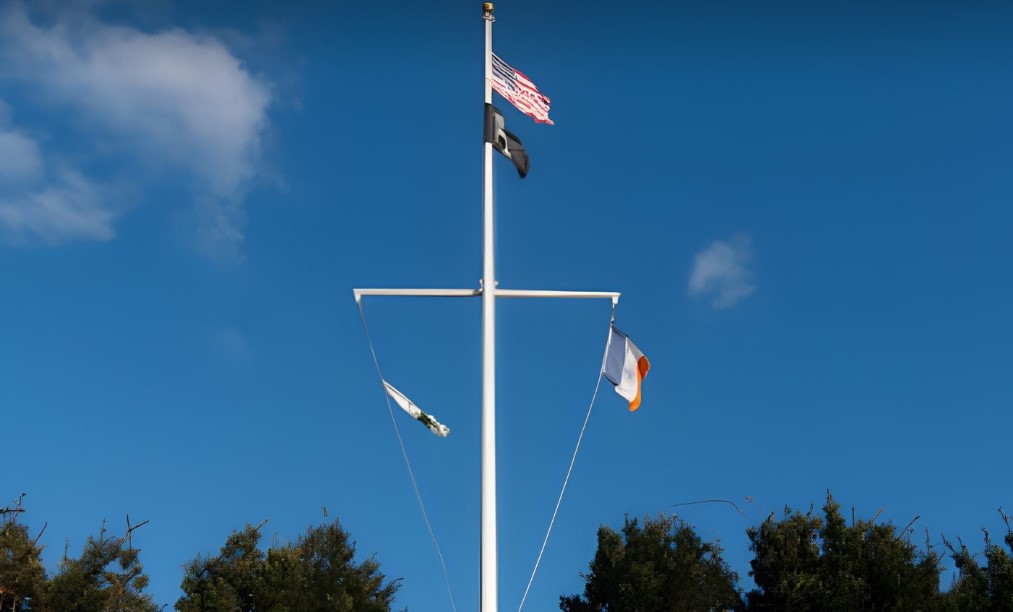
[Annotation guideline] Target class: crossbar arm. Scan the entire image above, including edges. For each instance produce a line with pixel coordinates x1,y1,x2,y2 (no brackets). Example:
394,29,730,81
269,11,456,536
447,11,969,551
496,289,620,303
353,287,620,304
353,288,482,303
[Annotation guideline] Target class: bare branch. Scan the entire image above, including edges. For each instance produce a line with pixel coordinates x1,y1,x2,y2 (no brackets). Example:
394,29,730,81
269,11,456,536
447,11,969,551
125,514,150,550
18,521,48,562
900,515,920,539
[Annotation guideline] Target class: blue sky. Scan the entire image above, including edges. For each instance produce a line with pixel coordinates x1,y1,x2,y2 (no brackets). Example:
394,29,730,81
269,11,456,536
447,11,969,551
2,0,1011,609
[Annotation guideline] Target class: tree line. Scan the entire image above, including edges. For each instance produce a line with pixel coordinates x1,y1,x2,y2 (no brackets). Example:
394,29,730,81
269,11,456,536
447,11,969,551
0,496,397,611
3,491,1011,610
561,492,1013,611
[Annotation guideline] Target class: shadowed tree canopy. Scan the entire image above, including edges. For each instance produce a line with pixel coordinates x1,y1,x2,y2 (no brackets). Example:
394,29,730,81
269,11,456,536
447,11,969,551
944,508,1013,611
46,521,159,612
8,490,1013,611
176,517,400,612
560,513,743,611
2,496,157,612
0,506,47,611
745,491,946,611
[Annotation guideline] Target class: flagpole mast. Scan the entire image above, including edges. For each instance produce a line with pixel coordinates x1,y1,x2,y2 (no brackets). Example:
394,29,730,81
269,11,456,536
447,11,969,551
481,3,498,612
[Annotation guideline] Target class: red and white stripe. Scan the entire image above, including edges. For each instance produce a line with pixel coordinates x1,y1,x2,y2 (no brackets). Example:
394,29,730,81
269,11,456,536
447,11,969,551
491,53,554,125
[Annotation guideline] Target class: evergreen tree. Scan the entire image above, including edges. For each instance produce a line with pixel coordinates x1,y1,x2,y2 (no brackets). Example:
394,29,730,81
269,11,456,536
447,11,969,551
560,513,743,611
746,492,946,611
945,508,1013,611
177,517,400,612
46,521,159,612
745,503,823,610
0,501,48,611
177,522,266,611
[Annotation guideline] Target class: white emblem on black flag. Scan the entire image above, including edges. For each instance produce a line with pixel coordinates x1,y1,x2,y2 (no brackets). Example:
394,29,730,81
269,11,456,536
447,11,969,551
484,103,529,178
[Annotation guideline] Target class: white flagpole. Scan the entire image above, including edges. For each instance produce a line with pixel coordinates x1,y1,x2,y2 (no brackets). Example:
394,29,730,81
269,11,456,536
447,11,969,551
481,3,498,612
359,8,624,611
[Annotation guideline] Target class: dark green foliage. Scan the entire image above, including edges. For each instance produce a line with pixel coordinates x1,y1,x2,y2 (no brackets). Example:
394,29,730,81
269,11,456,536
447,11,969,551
745,503,823,610
945,509,1013,611
177,523,265,611
45,522,159,612
560,513,743,611
176,518,400,612
745,492,946,611
3,498,156,612
11,489,1013,611
0,511,48,611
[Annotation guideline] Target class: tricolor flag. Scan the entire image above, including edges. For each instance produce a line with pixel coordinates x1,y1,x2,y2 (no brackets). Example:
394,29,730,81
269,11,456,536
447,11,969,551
604,327,651,411
383,380,450,437
485,104,529,178
491,53,554,125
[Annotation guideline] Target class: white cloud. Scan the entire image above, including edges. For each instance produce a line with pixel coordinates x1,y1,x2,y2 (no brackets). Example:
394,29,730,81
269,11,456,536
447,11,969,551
0,170,114,244
0,3,272,259
689,234,756,309
0,126,43,185
195,198,246,264
0,98,114,243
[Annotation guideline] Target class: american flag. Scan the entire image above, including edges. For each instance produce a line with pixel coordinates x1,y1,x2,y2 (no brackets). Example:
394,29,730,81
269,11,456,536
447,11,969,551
491,53,554,125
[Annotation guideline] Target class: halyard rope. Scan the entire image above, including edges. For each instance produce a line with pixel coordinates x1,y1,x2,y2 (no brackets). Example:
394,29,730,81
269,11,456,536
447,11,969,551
356,298,458,612
517,303,617,612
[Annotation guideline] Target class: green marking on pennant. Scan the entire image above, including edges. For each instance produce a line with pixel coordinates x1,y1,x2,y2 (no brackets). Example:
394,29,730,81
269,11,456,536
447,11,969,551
417,412,438,430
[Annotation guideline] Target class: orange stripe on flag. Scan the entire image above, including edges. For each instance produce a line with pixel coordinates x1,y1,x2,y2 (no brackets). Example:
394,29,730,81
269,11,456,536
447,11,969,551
628,355,651,412
604,326,650,411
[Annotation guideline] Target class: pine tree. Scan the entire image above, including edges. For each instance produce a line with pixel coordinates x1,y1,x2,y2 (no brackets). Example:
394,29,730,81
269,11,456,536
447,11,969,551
46,520,159,612
560,513,743,611
746,491,946,611
177,517,400,611
0,499,48,611
945,508,1013,610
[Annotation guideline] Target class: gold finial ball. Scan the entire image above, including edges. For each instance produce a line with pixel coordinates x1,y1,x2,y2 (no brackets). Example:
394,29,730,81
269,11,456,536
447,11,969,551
483,3,494,14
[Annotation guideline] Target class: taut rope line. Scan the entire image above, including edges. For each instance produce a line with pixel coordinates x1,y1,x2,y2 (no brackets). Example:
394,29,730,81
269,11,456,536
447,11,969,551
356,298,459,612
517,302,617,612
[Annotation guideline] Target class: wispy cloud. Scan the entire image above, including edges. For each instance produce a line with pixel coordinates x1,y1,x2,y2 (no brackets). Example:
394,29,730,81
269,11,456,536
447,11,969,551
0,2,272,260
689,234,756,309
0,169,113,244
0,98,115,243
0,121,42,185
212,326,252,363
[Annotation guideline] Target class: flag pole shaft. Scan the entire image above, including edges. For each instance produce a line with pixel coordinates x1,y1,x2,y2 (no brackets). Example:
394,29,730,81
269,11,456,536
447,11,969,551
481,4,498,612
